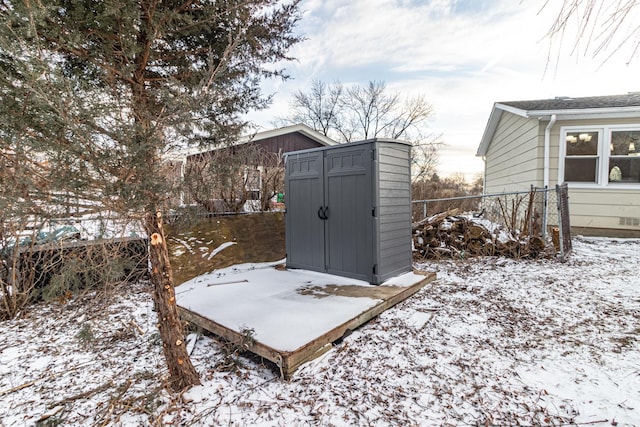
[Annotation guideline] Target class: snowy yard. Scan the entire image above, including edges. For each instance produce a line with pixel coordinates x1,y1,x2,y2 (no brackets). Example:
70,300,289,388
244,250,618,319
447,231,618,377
1,236,639,426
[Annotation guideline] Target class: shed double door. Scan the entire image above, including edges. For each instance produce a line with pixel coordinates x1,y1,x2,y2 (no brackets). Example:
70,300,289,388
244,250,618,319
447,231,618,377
286,144,373,282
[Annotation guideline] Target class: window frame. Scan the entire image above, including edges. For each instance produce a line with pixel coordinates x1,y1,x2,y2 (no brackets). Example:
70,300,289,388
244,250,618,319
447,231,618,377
559,124,640,189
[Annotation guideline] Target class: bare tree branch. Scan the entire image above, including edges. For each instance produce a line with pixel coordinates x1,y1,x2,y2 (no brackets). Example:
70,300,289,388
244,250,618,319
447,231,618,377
544,0,640,66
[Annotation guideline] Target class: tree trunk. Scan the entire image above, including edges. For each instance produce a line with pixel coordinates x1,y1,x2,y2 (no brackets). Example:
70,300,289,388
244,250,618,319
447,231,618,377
146,210,201,392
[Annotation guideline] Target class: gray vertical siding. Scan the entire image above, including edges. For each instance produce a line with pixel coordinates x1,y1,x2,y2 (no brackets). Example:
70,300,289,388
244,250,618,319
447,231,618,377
373,141,412,283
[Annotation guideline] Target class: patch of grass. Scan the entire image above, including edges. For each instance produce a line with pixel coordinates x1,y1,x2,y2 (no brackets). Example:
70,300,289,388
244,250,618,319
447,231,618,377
147,332,162,347
76,323,95,348
36,416,63,427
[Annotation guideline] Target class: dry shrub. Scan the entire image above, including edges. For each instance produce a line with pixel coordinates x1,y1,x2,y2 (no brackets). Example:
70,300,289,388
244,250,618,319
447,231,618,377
182,143,284,214
1,220,147,320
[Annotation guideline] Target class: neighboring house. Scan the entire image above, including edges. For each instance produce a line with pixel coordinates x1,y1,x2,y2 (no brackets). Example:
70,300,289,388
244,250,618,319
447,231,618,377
477,93,640,237
195,122,338,158
173,124,337,211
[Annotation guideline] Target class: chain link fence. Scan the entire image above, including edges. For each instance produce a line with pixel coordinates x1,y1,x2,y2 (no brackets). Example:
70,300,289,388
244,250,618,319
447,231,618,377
412,184,571,261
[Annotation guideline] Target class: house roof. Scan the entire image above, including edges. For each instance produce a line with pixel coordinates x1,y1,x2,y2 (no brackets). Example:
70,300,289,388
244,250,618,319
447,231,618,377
237,123,337,147
165,123,337,161
500,93,640,111
477,93,640,156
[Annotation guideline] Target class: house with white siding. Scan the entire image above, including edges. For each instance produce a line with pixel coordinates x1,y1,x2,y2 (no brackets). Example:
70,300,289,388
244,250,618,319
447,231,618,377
477,93,640,237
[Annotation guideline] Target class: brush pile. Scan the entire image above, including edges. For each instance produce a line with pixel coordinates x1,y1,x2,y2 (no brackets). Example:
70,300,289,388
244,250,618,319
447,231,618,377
412,209,553,259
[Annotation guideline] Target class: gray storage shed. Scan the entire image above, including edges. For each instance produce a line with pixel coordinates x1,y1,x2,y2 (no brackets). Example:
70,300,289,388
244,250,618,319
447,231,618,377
284,138,412,284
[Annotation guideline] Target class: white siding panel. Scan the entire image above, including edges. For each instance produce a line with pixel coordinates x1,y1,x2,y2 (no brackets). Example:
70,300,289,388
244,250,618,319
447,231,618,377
567,188,640,230
484,113,541,193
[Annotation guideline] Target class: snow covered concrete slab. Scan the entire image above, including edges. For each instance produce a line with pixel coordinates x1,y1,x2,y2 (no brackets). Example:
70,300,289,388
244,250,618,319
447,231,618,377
176,260,435,376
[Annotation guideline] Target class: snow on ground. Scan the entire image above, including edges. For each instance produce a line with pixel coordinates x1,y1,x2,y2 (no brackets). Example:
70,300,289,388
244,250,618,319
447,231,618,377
205,242,237,261
1,236,639,426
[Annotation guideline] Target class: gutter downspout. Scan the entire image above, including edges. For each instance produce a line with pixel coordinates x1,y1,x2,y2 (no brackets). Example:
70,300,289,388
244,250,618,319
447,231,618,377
543,114,557,188
482,156,487,193
542,114,557,238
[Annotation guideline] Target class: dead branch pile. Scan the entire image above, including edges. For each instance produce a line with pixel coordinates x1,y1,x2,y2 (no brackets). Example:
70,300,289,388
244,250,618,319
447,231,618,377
413,209,552,259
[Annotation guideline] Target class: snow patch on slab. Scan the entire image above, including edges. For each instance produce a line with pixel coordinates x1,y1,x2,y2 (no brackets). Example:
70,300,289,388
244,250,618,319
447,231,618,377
381,271,429,287
177,262,424,351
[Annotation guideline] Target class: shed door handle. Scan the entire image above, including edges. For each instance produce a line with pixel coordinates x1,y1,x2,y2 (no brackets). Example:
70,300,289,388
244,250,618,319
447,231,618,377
318,206,326,220
317,206,328,220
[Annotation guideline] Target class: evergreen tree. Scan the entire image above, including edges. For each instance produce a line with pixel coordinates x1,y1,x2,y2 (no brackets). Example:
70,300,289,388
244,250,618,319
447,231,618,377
0,0,301,391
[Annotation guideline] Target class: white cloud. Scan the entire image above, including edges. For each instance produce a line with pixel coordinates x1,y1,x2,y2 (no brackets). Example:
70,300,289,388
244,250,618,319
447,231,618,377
248,0,640,179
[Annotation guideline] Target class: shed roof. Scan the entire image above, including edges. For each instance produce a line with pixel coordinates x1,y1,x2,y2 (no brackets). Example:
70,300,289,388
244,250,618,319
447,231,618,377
477,93,640,156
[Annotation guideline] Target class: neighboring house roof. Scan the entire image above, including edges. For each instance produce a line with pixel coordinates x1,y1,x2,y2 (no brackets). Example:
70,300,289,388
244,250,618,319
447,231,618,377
477,93,640,156
238,123,337,147
165,123,337,161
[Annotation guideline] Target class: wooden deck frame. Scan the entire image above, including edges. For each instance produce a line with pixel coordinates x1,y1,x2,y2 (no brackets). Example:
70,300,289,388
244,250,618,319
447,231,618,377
178,271,435,378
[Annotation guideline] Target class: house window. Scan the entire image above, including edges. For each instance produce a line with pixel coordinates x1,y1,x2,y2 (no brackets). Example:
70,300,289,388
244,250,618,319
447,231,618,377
609,130,640,183
561,126,640,186
244,168,261,199
564,131,599,182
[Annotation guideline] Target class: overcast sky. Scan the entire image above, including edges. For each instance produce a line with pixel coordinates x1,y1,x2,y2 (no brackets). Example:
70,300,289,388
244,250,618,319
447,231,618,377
247,0,640,180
